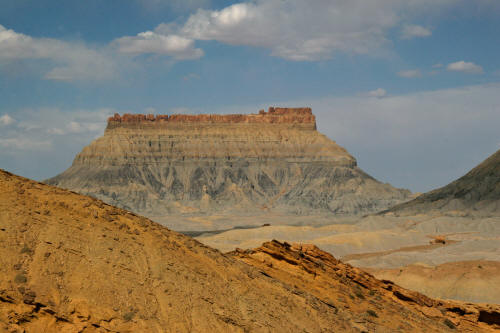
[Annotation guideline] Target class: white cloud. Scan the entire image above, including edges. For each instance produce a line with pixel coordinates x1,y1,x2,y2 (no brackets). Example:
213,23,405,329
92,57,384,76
432,63,443,68
134,0,456,61
447,61,484,74
67,121,83,133
114,31,203,59
0,25,116,81
47,128,65,135
0,114,15,126
0,107,114,154
401,25,432,39
367,88,387,98
0,138,52,150
280,83,500,191
397,69,422,78
180,1,394,60
310,84,500,146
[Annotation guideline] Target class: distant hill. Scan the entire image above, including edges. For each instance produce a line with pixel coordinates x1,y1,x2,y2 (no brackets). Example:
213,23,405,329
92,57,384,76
2,169,498,332
384,149,500,216
45,107,410,220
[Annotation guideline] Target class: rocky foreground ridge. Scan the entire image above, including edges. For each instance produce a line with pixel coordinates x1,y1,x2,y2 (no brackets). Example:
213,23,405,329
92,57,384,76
385,148,500,217
46,107,410,218
2,169,499,332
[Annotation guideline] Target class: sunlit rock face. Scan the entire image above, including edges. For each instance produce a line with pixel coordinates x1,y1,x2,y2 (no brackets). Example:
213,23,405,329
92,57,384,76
46,107,410,217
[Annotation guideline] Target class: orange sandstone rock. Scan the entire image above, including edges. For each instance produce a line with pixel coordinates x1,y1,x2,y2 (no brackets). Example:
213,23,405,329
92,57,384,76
107,107,315,126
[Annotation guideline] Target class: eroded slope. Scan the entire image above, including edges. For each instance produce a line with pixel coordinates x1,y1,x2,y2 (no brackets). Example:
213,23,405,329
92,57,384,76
1,169,496,332
231,240,500,332
386,148,500,216
46,108,410,219
0,169,350,332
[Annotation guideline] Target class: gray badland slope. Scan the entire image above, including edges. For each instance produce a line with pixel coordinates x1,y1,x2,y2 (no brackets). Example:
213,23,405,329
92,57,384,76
385,148,500,216
46,108,410,218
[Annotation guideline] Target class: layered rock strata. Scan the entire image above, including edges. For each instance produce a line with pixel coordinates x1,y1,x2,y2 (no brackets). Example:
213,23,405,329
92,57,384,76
46,107,410,218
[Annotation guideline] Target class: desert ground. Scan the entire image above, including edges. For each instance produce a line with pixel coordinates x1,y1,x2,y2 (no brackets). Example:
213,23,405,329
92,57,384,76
193,213,500,303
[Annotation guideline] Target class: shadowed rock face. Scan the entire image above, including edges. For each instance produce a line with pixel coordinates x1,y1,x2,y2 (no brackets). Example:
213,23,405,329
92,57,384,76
46,108,410,217
385,149,500,217
2,169,498,332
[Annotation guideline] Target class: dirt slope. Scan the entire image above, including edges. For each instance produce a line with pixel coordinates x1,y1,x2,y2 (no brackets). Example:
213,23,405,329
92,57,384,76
1,169,498,332
385,148,500,216
231,241,500,332
365,261,500,303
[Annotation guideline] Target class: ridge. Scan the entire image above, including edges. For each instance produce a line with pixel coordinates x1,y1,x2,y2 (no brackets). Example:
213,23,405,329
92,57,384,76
2,169,498,332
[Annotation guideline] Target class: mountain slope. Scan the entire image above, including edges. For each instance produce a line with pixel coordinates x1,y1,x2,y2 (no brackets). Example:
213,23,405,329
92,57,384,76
231,241,500,332
2,169,498,332
0,169,345,332
385,149,500,216
45,108,410,219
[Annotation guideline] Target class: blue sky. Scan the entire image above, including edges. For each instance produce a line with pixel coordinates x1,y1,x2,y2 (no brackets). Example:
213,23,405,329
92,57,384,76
0,0,499,192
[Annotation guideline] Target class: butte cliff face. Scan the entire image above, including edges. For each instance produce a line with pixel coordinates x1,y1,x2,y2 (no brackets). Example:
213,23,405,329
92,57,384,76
385,148,500,217
46,107,410,218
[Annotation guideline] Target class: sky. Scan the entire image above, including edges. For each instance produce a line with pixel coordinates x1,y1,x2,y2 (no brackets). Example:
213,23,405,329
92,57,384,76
0,0,499,193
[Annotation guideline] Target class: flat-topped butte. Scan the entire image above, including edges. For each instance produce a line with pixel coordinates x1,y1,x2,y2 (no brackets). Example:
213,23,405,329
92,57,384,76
46,106,411,217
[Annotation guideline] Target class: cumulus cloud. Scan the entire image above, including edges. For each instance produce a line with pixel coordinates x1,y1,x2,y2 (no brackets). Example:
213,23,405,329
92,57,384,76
0,25,116,81
180,1,395,60
0,138,52,150
367,88,387,98
114,31,203,59
447,61,484,74
130,0,456,61
397,69,422,78
0,108,114,153
401,25,432,39
0,114,15,126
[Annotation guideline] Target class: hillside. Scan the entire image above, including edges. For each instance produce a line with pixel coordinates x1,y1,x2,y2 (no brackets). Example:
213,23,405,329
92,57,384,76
385,149,500,216
1,169,498,332
231,241,500,332
45,108,410,221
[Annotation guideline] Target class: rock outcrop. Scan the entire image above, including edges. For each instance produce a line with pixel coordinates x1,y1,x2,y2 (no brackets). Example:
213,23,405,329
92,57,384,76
2,169,498,332
231,240,500,332
107,107,316,127
384,148,500,217
46,107,410,219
